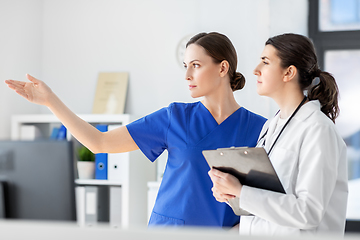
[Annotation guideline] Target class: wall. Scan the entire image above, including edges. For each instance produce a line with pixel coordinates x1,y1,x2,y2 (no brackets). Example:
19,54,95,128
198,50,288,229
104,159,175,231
0,0,43,140
0,0,308,139
0,0,308,227
39,0,307,120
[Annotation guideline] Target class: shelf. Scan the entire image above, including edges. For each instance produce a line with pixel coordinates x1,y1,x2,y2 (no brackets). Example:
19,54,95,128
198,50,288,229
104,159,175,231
75,179,122,186
11,114,130,123
11,113,156,228
11,114,130,141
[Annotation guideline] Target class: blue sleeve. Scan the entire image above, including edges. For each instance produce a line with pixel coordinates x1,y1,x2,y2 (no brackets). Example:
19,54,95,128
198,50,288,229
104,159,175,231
126,105,172,162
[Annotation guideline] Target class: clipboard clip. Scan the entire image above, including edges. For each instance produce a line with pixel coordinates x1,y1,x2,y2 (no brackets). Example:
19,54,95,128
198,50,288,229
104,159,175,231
216,146,250,155
216,146,249,150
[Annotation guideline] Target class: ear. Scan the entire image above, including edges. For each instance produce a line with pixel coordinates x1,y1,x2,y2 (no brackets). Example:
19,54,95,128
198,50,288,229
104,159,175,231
283,65,297,83
219,60,230,77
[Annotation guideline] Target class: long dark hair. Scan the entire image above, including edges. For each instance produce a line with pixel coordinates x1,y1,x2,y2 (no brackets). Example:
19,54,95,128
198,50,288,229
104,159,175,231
186,32,245,92
266,33,339,123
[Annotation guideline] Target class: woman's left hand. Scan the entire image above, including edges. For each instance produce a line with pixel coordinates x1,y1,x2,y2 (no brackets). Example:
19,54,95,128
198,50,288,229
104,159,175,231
208,168,243,202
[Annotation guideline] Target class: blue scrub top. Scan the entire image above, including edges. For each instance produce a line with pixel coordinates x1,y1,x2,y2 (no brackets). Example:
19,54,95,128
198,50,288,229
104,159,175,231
127,102,266,227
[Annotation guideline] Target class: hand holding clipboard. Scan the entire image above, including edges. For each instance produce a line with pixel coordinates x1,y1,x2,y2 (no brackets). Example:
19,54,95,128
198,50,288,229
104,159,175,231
203,147,285,216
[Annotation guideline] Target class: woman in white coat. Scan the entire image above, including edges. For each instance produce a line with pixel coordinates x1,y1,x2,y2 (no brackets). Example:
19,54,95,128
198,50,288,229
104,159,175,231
208,33,348,235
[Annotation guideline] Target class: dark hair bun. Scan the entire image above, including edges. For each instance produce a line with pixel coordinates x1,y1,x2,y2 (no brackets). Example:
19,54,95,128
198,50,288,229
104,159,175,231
231,72,245,91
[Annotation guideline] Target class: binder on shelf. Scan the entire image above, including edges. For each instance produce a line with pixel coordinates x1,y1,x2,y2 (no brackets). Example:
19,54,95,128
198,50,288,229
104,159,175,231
75,186,85,226
56,125,67,140
95,124,108,180
20,125,41,140
75,186,98,226
107,125,124,182
50,127,60,140
109,187,122,227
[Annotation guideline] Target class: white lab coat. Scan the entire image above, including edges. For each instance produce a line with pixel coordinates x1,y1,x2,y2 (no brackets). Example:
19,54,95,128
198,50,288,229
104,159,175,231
238,100,348,235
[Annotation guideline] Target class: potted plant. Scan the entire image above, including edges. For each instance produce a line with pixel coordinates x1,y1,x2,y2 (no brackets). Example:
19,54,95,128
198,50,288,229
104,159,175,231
76,145,95,179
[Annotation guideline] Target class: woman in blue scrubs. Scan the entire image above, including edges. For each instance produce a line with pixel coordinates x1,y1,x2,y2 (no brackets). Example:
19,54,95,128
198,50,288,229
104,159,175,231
5,32,266,228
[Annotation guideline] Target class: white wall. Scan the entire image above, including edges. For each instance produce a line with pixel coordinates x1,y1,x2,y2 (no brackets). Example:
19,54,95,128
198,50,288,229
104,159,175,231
0,0,308,228
0,0,43,140
0,0,308,137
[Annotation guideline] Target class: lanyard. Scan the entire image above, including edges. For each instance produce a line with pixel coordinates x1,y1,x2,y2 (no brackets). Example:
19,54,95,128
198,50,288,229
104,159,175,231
258,96,307,156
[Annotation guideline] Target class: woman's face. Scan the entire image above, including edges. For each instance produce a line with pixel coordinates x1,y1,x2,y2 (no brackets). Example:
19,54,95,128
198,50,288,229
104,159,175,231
253,44,288,98
183,44,222,98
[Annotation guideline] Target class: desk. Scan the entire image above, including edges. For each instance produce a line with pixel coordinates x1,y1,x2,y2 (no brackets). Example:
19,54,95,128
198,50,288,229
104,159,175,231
0,220,359,240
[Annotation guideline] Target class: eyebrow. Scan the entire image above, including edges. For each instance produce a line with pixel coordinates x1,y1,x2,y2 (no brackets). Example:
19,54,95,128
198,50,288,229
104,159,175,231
261,56,270,60
183,59,200,65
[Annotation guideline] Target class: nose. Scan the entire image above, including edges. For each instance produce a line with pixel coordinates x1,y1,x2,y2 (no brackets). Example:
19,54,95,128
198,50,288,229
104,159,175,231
185,69,192,81
253,64,260,76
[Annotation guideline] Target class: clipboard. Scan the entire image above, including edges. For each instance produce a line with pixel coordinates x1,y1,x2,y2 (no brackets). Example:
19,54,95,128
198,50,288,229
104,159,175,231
202,147,285,216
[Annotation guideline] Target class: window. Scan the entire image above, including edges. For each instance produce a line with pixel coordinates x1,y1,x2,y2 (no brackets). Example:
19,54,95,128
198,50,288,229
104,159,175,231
310,0,360,180
324,50,360,179
309,0,360,226
319,0,360,31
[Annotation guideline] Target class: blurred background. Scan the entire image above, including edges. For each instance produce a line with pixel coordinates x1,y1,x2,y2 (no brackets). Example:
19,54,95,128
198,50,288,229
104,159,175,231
1,0,360,231
0,0,309,138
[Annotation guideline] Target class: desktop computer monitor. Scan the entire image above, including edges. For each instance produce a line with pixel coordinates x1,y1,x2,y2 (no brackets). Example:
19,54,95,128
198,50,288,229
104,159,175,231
0,140,76,221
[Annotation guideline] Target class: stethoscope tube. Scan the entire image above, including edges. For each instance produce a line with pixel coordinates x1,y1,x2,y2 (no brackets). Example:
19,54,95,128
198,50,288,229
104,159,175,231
257,96,308,156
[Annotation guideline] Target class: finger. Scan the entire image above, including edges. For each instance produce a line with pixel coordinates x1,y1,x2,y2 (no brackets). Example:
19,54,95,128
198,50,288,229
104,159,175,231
222,193,236,199
208,170,221,183
212,187,222,197
212,186,228,198
212,179,227,193
213,191,229,203
208,170,218,181
215,197,227,203
5,80,26,88
215,193,235,202
6,83,23,91
26,74,39,83
211,186,218,194
212,179,237,198
212,189,224,200
6,84,26,93
211,168,229,179
209,175,224,188
208,168,219,177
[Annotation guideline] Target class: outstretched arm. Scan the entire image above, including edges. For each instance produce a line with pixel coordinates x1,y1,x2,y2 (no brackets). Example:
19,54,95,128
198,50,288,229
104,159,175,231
5,74,138,153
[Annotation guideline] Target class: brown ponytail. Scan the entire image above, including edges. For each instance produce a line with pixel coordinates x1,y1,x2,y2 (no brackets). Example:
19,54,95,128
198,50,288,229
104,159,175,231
266,33,340,123
308,71,339,122
187,32,245,92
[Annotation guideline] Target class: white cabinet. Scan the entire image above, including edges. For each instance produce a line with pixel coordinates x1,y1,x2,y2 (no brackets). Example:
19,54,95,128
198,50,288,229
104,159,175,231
11,114,156,228
147,181,161,222
11,114,130,141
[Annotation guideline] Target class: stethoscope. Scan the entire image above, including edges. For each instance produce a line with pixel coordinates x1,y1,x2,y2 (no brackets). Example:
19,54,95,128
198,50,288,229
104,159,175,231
257,96,308,156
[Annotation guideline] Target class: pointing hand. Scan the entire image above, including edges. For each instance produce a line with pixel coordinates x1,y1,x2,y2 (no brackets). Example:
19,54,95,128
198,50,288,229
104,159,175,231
5,74,54,106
